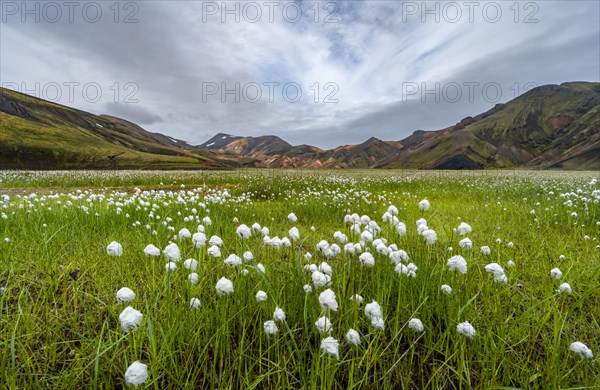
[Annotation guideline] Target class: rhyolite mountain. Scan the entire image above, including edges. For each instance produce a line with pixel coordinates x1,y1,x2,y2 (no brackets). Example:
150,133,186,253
1,82,598,170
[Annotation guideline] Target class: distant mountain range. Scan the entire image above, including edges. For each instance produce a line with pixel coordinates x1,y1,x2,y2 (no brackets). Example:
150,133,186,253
1,82,598,170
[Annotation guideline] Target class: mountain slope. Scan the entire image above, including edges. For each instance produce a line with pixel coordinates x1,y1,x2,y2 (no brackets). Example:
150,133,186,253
0,88,232,169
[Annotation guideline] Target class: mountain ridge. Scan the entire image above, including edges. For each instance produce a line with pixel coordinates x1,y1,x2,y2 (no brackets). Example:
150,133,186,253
1,81,598,170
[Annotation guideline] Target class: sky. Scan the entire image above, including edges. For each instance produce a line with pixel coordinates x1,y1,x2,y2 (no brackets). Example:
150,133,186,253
1,0,599,148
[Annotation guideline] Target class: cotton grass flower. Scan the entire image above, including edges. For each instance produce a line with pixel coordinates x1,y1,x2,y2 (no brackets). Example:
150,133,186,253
441,284,452,295
165,262,177,271
456,322,476,339
350,294,364,304
116,287,135,303
558,283,572,294
209,235,223,246
395,263,418,278
550,268,563,279
418,199,430,211
256,263,266,274
289,227,300,240
215,277,234,295
273,307,286,322
570,341,594,359
359,252,375,267
119,306,143,333
365,301,385,329
457,222,472,236
315,316,332,334
312,270,331,289
188,273,199,284
459,237,473,250
263,320,278,336
183,258,198,271
178,228,191,240
143,244,160,257
447,255,468,274
485,263,507,283
224,254,242,268
106,241,123,257
236,224,251,239
243,251,254,262
346,328,361,346
480,246,491,255
163,243,181,261
287,213,298,222
256,290,268,303
422,229,437,245
124,361,148,387
303,284,313,294
408,318,424,332
207,245,221,258
320,337,340,359
318,289,338,311
192,232,207,248
190,297,201,309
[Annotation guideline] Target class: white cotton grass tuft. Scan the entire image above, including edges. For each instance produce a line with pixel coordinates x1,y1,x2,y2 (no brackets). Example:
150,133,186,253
557,283,572,294
484,263,507,284
315,316,333,334
350,294,364,304
346,328,361,346
243,251,254,262
480,246,491,255
303,284,313,294
570,341,594,359
318,289,338,311
408,318,424,333
255,290,268,303
119,306,143,333
209,235,223,246
224,254,242,268
163,243,181,261
215,277,234,295
263,320,278,336
447,255,468,274
116,287,136,303
441,284,452,295
457,222,472,236
178,228,191,240
422,229,437,245
311,270,331,289
289,227,300,240
320,337,340,359
365,300,385,330
188,273,199,284
459,237,473,250
106,241,123,257
456,321,476,339
143,244,160,257
359,252,375,267
550,268,563,280
273,307,286,322
192,232,207,248
207,245,221,258
236,224,251,239
287,213,298,222
183,258,198,271
124,361,148,387
165,262,177,271
418,199,431,211
190,297,201,309
395,263,418,278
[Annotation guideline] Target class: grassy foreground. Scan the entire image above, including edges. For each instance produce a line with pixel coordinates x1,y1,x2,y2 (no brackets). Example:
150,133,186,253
0,170,598,389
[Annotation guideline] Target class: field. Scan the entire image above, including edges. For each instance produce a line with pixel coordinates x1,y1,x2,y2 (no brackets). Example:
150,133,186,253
0,169,598,389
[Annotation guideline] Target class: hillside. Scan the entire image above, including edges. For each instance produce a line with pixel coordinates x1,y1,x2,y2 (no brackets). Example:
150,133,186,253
1,82,598,170
0,88,233,169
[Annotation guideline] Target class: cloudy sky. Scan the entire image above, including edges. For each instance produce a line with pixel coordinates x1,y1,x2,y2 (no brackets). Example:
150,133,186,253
1,0,598,148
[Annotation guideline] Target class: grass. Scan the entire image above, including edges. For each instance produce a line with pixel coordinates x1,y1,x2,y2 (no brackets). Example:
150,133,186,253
0,169,598,388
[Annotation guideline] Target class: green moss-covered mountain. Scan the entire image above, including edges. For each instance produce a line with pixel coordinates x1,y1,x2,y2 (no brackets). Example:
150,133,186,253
1,82,598,170
0,88,235,169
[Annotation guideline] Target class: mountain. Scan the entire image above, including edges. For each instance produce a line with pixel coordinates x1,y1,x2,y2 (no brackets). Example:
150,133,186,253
1,82,598,170
0,88,234,169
